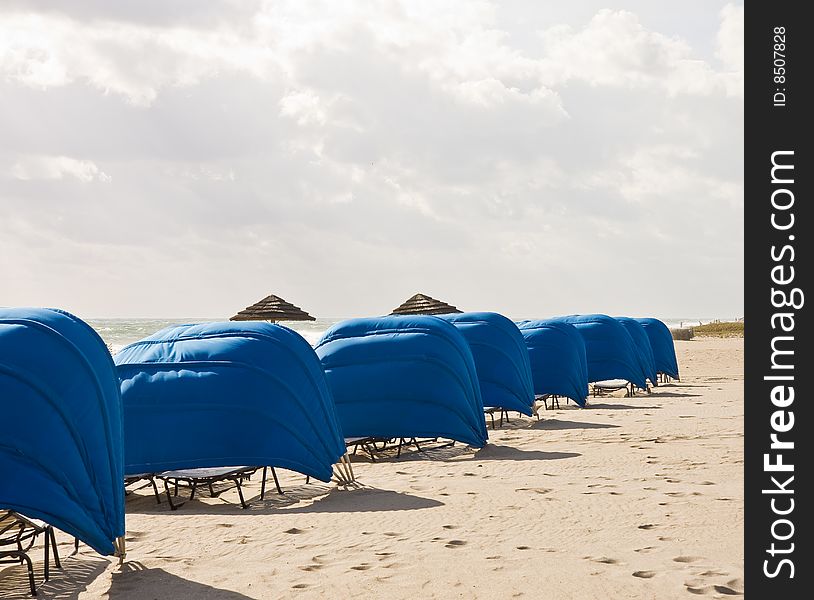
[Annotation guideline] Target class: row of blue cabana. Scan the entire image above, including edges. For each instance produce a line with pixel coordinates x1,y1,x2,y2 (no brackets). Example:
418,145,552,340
0,306,679,558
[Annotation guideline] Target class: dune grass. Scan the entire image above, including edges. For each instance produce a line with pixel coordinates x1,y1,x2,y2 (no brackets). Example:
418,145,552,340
693,321,744,337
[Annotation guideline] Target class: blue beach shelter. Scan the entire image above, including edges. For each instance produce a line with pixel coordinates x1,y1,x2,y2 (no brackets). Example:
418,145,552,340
440,312,535,416
314,316,488,448
0,308,125,556
515,319,589,407
635,318,680,380
556,314,649,390
114,322,345,483
615,317,658,386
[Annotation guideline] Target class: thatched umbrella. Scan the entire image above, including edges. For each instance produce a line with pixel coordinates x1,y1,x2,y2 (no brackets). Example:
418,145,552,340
390,293,463,316
230,294,316,322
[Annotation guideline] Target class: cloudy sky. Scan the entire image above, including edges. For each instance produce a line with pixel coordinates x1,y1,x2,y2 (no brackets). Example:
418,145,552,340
0,1,743,319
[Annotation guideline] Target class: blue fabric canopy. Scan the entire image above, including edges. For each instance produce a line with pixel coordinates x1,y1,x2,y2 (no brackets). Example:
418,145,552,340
615,317,658,386
314,316,488,448
115,322,345,483
515,319,588,406
635,318,680,379
440,312,534,416
556,314,648,389
0,308,124,556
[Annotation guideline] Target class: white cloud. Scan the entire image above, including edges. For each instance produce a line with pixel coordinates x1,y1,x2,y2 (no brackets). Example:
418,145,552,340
0,1,743,318
716,3,744,96
537,9,733,96
8,155,111,182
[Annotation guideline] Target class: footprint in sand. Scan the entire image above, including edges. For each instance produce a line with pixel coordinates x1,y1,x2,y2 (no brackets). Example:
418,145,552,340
299,564,324,572
375,552,394,557
291,583,309,590
685,585,712,595
383,532,401,537
591,557,621,565
657,536,673,542
486,555,502,560
699,481,716,486
634,547,655,554
673,556,703,563
638,524,657,530
515,546,531,551
697,570,728,577
632,571,656,578
285,527,306,534
445,540,468,548
351,564,372,571
515,487,552,495
442,525,459,530
716,578,744,595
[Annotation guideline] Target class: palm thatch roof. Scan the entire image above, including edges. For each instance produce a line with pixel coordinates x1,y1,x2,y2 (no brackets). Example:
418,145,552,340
230,294,315,322
390,293,463,316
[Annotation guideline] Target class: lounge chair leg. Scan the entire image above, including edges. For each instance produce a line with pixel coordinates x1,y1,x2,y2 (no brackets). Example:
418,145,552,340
368,444,377,462
235,479,248,509
44,530,50,581
305,475,310,484
6,551,37,596
73,538,79,555
150,477,161,504
396,438,403,458
49,526,61,569
163,479,179,510
271,467,284,495
260,467,267,500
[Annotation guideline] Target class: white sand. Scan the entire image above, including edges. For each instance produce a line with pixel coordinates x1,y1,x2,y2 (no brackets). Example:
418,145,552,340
1,337,743,599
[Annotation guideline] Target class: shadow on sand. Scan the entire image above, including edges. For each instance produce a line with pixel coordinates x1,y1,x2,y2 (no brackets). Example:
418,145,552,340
0,553,109,600
110,562,256,600
126,483,443,516
585,402,662,410
472,444,580,462
649,392,702,398
530,419,620,431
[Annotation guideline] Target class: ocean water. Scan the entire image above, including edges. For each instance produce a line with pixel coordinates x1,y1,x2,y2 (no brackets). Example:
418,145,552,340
88,316,724,355
88,318,341,354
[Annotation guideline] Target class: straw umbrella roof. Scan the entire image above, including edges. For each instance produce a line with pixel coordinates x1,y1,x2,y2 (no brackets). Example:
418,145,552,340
230,294,316,322
390,293,463,316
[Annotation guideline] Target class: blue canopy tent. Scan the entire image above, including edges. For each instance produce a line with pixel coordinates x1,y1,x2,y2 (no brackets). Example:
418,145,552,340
556,314,648,390
615,317,658,386
0,308,125,556
314,316,488,448
515,319,589,407
114,322,345,483
440,312,534,416
635,318,680,380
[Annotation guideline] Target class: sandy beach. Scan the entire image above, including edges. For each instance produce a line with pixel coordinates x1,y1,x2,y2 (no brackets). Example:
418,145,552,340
0,337,743,599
